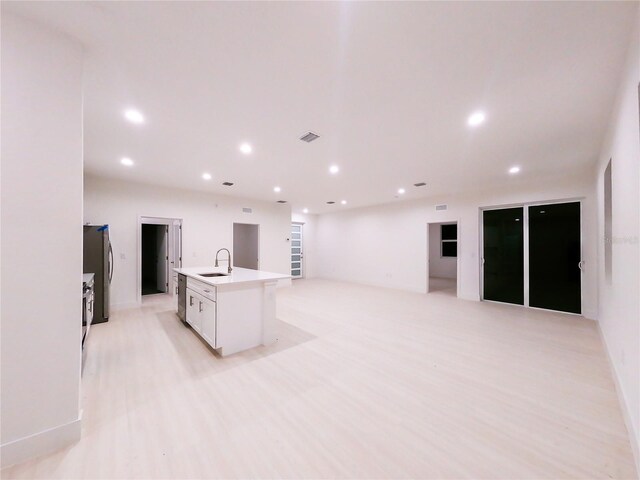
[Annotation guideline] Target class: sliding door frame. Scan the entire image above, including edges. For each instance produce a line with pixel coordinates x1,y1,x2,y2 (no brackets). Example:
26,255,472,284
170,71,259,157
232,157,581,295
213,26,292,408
480,197,584,315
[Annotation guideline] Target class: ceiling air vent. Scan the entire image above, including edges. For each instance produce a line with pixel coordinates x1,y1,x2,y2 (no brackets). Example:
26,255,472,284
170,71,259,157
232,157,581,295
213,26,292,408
300,131,320,143
242,207,252,214
277,200,287,204
414,182,427,187
326,201,335,205
435,204,447,211
222,182,234,186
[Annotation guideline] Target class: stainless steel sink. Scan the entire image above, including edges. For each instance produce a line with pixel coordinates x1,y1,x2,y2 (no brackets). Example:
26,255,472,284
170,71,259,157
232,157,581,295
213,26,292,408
198,272,228,277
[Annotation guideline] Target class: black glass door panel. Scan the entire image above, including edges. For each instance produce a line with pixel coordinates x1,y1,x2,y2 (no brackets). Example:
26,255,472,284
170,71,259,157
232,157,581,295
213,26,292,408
483,208,524,305
528,202,581,314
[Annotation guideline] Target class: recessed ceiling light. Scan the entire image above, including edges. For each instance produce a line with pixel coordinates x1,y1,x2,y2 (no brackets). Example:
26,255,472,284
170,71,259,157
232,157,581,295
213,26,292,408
329,165,339,174
303,208,309,214
509,166,521,174
341,200,347,205
202,173,212,180
120,157,134,167
124,109,144,124
467,111,486,127
239,143,252,155
273,186,281,193
397,188,406,195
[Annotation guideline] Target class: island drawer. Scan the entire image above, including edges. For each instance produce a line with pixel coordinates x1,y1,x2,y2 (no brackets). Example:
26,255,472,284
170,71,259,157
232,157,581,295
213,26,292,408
187,278,216,302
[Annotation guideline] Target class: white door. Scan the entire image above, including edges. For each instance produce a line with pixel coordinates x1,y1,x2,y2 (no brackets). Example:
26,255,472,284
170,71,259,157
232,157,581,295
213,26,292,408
171,220,182,269
156,226,168,292
291,223,303,278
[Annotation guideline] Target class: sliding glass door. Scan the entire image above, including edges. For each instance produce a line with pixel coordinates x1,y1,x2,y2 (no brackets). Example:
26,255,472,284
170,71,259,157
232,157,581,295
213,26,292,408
482,201,581,314
482,207,524,305
528,202,581,314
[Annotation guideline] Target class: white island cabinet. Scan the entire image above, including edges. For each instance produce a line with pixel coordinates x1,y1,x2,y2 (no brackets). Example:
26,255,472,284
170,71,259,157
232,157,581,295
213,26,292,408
174,267,290,356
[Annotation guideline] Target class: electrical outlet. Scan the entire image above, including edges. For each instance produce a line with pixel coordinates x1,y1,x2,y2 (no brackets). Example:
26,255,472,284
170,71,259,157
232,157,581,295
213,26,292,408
120,253,126,260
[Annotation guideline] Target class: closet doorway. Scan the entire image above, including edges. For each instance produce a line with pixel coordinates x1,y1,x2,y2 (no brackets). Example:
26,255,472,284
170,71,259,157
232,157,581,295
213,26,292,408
481,201,582,314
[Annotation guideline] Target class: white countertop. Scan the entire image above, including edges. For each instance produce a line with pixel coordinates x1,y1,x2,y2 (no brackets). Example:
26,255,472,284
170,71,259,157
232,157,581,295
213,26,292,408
173,266,290,287
82,273,95,284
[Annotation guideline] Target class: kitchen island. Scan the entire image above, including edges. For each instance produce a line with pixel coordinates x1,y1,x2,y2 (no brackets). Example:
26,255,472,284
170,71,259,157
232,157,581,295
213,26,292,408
173,266,290,356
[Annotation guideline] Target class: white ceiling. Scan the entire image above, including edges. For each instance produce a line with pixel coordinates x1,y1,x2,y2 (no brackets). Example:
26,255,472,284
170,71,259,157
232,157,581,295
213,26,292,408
6,1,638,213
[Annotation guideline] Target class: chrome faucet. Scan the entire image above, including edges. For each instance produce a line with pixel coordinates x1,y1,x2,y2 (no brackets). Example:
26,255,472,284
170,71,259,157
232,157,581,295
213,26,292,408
215,248,232,273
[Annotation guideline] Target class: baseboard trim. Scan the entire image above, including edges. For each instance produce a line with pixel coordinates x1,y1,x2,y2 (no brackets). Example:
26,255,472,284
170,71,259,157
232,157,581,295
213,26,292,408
0,415,81,469
597,322,640,475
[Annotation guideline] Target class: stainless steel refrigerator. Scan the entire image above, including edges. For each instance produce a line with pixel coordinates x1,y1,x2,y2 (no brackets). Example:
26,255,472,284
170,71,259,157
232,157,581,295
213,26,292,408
83,225,113,323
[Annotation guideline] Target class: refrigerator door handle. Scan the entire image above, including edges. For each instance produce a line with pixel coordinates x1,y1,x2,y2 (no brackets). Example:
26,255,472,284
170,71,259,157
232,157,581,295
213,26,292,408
108,242,114,284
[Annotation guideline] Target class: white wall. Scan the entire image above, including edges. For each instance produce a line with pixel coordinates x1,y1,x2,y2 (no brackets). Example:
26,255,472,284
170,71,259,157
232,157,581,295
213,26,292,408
428,223,457,279
315,171,598,318
291,213,318,279
594,14,640,466
1,13,83,466
84,176,291,308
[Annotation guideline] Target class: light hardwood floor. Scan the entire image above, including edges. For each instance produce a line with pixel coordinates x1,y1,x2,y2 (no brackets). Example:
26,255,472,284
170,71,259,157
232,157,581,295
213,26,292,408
2,279,637,479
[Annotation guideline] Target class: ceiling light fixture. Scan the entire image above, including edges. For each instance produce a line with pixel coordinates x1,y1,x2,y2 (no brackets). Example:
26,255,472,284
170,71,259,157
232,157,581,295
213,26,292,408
124,109,144,124
467,111,486,127
273,186,281,193
202,173,212,180
341,200,347,205
239,143,253,155
303,208,309,214
329,165,339,175
509,166,521,174
120,157,134,167
397,188,406,195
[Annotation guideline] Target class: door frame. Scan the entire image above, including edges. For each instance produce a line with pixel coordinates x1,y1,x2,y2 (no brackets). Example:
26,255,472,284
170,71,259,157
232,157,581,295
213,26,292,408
231,222,261,270
292,222,304,279
479,198,584,315
426,220,460,297
137,215,183,305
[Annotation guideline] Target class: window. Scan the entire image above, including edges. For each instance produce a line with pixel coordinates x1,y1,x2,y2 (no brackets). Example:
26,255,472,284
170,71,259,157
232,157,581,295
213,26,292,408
441,224,457,258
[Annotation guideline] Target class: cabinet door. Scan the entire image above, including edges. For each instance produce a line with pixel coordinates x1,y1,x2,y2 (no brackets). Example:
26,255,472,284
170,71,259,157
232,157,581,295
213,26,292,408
186,290,201,331
200,299,216,347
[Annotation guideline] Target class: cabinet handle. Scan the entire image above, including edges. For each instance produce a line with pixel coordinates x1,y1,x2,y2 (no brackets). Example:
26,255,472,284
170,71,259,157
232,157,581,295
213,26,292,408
189,296,194,306
176,286,178,294
199,301,203,313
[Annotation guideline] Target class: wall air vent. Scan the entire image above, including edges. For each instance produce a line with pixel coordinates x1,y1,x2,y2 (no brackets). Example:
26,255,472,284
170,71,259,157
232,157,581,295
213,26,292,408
242,207,252,214
222,182,234,186
326,201,335,205
414,182,427,187
435,204,448,211
300,131,320,143
277,200,287,204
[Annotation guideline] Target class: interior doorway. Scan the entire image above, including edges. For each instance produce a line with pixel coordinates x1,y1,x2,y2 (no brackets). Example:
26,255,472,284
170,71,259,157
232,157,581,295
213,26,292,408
427,222,458,296
141,224,168,295
233,223,259,270
138,216,182,303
